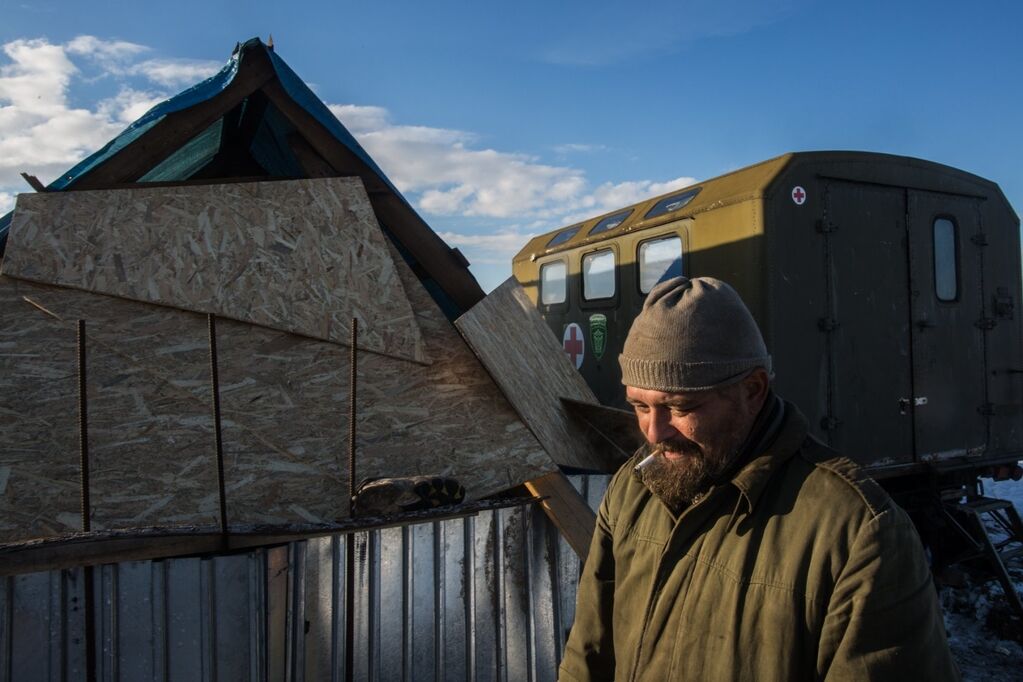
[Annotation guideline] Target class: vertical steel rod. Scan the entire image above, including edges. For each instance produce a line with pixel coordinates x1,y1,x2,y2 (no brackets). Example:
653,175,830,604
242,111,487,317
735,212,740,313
77,319,91,533
207,313,229,536
345,318,358,682
76,320,97,682
348,317,358,508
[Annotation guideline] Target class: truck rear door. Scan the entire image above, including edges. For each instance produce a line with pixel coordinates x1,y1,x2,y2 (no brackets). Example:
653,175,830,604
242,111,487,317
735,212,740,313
907,191,988,461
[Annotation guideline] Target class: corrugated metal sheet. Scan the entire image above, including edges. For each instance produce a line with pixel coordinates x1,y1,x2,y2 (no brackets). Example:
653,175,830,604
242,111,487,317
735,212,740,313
0,475,610,681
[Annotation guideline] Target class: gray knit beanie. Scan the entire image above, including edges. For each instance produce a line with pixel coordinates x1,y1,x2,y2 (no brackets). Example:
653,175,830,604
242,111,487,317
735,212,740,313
619,276,772,392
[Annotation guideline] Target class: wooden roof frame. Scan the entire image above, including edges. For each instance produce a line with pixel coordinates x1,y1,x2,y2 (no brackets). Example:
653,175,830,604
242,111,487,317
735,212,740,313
67,40,485,312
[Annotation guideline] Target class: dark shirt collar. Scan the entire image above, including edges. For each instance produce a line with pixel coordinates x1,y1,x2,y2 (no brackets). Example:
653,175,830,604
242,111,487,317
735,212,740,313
728,395,808,514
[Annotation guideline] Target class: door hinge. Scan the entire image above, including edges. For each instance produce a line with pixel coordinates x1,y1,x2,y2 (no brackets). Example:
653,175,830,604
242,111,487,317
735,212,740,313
970,233,989,246
994,286,1015,319
975,317,997,331
818,317,840,332
815,219,837,234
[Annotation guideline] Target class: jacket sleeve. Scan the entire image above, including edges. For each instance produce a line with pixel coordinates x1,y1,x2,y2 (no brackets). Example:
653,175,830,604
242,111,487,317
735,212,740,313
817,505,960,681
557,474,621,682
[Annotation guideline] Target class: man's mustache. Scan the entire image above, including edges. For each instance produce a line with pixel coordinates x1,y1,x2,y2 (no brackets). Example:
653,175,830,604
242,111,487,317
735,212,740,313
651,437,701,458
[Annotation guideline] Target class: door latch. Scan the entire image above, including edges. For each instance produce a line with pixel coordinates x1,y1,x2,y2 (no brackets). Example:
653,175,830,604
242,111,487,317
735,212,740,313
899,397,928,415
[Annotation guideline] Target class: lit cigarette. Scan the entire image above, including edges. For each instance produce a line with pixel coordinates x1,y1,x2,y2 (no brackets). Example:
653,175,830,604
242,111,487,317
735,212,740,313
634,453,658,472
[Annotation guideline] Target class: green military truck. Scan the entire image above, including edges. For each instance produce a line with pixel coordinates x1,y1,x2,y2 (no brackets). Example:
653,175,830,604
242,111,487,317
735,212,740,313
512,151,1023,483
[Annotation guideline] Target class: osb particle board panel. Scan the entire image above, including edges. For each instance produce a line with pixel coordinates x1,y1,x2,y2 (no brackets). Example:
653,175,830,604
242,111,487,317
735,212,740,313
2,178,428,364
213,247,558,525
353,247,556,494
212,320,350,525
455,278,612,471
0,276,81,542
0,255,557,542
0,276,221,542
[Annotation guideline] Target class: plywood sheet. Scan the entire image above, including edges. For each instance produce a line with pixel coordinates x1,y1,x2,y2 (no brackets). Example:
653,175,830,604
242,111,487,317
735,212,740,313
455,278,614,471
0,250,558,543
0,276,221,543
0,277,80,542
2,178,427,364
214,246,558,525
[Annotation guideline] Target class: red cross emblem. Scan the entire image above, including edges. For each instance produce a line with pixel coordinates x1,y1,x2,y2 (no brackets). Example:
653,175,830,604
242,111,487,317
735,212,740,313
791,186,807,205
563,323,585,370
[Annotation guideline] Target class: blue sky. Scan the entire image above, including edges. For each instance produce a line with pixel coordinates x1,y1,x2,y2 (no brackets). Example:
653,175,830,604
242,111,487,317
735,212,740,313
1,0,1020,291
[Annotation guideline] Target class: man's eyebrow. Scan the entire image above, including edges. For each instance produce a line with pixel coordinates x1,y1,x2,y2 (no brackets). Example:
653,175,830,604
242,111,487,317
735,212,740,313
662,397,702,409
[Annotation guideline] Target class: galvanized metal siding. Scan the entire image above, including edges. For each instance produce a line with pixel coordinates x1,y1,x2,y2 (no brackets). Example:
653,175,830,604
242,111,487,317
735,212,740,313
0,475,611,681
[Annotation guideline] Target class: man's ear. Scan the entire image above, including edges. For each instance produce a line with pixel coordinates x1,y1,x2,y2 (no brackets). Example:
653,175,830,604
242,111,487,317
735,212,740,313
742,368,771,411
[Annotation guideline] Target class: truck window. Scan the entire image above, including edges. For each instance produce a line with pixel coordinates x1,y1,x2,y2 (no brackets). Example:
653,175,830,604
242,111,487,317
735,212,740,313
547,226,581,248
644,188,701,220
583,249,616,300
540,260,567,305
639,235,683,293
589,210,633,236
933,217,958,301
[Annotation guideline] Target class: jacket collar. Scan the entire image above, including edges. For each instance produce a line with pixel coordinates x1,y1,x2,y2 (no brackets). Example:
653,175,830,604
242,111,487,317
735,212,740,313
729,398,809,514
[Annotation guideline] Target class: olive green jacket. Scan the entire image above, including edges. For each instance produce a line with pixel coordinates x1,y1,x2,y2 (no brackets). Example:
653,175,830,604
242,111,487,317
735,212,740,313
559,402,958,681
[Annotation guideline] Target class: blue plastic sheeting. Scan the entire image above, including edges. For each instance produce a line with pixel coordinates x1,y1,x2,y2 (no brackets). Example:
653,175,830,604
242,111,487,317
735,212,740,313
0,37,405,245
48,47,242,192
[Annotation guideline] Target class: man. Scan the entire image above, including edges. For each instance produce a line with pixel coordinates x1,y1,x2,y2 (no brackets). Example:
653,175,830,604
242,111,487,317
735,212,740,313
558,276,958,681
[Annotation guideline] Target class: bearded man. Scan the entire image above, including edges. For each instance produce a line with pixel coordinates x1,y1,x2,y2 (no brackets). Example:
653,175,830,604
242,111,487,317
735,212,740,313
558,276,958,681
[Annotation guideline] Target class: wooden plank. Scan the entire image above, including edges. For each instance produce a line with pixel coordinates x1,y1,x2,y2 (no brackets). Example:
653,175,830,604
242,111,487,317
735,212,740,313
560,397,642,466
523,472,596,562
68,45,276,188
3,178,429,364
0,497,531,576
20,172,44,192
455,278,617,472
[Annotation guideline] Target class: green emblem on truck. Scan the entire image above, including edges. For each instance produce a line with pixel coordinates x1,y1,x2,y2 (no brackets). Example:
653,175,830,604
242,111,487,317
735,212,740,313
589,314,607,360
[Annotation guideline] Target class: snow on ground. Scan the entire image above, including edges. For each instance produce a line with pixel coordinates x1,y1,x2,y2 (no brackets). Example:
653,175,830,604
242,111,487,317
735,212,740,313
940,478,1023,681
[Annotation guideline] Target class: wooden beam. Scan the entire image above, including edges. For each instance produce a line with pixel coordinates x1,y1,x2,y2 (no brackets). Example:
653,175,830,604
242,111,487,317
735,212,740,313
260,80,387,191
0,497,530,576
288,132,338,178
70,47,277,188
524,472,596,562
20,172,45,192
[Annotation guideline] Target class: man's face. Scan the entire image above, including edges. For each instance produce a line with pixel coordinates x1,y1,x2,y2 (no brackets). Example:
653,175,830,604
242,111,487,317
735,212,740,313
626,379,761,510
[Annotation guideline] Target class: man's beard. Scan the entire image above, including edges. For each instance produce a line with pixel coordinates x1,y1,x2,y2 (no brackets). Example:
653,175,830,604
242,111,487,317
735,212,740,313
637,437,739,512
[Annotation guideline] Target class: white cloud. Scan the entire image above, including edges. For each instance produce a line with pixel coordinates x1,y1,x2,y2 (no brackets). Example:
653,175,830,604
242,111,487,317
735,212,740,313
0,36,220,192
553,143,607,154
96,87,166,124
130,59,221,87
331,103,589,219
65,35,147,63
0,38,124,186
436,229,538,258
0,190,14,214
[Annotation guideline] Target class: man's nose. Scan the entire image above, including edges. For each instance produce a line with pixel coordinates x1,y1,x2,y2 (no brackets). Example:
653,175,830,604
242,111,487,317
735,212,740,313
644,408,676,444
